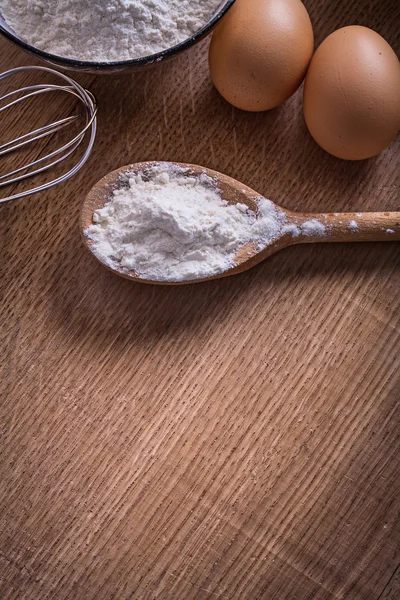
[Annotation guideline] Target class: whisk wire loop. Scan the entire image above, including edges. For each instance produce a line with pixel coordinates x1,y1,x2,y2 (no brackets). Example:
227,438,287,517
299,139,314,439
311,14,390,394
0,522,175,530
0,65,97,204
0,115,78,156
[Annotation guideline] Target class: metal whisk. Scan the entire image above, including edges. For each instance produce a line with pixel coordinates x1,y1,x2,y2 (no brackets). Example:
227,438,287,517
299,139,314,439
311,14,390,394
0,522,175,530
0,65,97,204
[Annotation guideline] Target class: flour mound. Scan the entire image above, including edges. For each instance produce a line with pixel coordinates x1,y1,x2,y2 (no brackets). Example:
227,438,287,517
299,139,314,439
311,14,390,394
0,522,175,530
0,0,221,62
85,164,287,282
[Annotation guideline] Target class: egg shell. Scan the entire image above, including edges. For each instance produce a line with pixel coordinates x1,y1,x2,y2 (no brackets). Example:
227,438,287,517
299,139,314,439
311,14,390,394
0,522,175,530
209,0,314,111
303,26,400,160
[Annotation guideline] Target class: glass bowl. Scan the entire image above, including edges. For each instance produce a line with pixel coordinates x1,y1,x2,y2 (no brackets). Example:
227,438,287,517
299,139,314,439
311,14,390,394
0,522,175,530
0,1,236,74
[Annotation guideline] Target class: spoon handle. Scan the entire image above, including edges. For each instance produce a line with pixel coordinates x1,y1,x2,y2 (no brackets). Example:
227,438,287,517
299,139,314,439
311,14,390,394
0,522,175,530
291,211,400,243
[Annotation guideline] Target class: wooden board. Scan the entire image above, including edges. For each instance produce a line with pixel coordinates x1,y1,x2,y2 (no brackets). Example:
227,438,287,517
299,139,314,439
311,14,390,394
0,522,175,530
1,1,399,598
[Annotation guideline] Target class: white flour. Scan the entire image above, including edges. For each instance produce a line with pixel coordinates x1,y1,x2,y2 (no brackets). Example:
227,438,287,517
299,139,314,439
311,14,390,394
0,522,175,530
0,0,221,62
300,219,326,236
85,164,289,282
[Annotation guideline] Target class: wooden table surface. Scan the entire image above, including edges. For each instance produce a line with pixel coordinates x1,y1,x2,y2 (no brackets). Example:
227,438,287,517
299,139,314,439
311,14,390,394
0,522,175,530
1,1,399,598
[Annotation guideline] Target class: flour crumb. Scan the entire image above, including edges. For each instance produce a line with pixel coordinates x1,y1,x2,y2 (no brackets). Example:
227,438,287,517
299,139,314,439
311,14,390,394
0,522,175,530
282,223,300,237
348,220,358,230
85,164,287,282
386,229,395,234
300,219,326,237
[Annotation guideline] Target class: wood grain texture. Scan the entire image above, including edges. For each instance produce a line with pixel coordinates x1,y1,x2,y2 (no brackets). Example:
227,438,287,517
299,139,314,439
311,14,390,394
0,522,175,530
1,1,399,599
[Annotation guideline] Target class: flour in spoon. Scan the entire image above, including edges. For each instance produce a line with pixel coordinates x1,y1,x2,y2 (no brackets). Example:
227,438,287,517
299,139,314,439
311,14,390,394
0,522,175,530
85,164,289,282
0,0,221,62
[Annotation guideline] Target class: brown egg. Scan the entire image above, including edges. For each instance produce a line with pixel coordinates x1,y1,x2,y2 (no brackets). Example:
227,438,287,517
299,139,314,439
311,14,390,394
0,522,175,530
303,26,400,160
209,0,314,111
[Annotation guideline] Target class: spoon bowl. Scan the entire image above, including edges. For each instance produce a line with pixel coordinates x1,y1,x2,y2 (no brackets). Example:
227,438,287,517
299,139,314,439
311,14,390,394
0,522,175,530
81,161,400,285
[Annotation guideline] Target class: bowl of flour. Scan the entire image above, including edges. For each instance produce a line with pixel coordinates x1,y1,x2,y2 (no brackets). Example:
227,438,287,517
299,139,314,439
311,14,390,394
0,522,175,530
0,0,235,73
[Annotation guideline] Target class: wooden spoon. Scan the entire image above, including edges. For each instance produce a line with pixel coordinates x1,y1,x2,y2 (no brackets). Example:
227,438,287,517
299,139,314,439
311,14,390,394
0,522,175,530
81,162,400,285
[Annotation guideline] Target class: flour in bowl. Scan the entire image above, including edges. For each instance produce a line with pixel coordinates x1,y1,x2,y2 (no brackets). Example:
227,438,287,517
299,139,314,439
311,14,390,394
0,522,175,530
84,164,288,282
0,0,222,62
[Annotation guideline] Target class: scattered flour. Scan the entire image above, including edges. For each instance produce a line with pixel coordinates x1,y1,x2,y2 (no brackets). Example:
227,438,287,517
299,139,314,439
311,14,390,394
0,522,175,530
0,0,221,62
386,229,395,234
85,164,288,282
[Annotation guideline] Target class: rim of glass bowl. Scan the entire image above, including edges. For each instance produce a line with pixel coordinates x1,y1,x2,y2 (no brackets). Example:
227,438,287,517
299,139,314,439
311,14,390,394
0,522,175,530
0,0,236,71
